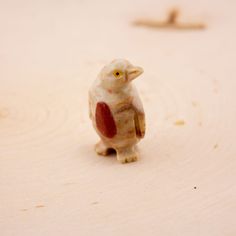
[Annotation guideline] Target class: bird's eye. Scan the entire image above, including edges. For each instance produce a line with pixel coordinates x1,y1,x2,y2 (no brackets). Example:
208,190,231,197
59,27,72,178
113,70,123,79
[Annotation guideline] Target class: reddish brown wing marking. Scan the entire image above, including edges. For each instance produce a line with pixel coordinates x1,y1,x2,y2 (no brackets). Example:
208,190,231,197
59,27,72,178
95,102,117,138
134,113,142,137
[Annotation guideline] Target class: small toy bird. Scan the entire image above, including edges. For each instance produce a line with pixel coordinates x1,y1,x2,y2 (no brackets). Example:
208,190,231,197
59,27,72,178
89,59,145,163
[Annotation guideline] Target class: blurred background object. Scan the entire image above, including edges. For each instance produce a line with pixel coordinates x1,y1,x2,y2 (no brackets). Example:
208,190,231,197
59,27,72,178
134,8,206,29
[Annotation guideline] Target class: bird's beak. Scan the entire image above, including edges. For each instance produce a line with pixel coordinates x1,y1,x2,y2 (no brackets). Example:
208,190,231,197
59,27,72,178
126,66,143,81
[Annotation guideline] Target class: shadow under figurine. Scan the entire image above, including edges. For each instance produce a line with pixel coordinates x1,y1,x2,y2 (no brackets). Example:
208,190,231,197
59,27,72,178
89,59,145,163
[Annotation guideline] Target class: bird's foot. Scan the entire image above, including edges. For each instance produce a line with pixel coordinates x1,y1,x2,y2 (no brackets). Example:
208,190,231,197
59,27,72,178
95,141,111,156
117,146,138,164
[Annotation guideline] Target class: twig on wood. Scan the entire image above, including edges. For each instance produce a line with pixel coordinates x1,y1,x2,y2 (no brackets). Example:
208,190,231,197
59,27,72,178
133,8,206,30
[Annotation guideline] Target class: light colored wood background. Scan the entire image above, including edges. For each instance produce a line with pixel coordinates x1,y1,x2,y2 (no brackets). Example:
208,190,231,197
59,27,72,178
0,0,236,235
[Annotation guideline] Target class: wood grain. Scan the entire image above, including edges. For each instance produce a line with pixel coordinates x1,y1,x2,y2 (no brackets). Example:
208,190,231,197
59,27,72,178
0,0,236,235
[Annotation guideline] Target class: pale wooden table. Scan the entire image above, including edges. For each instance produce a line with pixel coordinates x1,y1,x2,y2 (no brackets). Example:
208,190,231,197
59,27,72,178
0,0,236,235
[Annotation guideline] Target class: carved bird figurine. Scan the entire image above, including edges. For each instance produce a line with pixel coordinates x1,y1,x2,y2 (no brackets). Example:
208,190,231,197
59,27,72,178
89,59,145,163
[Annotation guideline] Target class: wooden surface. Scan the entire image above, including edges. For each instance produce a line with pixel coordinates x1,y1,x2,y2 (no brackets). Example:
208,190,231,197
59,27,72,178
0,0,236,235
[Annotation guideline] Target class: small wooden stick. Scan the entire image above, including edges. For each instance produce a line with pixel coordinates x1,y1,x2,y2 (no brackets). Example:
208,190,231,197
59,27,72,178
167,8,179,24
133,8,206,30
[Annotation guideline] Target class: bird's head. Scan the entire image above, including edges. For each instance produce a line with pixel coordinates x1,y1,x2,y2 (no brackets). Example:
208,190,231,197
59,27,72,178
98,59,143,91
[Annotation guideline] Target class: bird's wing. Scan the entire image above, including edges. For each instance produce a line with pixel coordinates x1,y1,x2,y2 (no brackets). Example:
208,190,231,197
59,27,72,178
95,102,117,138
132,94,145,138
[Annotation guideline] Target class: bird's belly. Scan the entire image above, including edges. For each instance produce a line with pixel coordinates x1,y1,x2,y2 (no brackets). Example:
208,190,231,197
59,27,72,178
91,92,139,148
107,109,138,148
115,109,135,136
